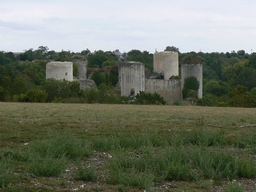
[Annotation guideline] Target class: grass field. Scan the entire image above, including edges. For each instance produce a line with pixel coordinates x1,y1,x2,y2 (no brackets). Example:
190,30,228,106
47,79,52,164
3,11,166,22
0,102,256,191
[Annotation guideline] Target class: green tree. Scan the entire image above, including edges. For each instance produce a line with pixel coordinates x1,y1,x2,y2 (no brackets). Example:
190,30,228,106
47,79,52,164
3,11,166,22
182,76,199,99
102,60,118,68
127,50,153,70
26,88,48,102
18,49,34,61
91,72,105,87
135,91,166,105
34,46,49,60
204,80,230,96
127,50,145,63
55,50,72,61
164,46,179,52
81,49,90,56
251,87,256,96
4,52,16,61
87,50,117,68
12,75,33,95
43,79,81,102
73,64,78,77
1,75,12,93
0,86,6,101
229,85,256,107
237,50,245,57
182,54,203,64
236,67,256,90
246,54,256,69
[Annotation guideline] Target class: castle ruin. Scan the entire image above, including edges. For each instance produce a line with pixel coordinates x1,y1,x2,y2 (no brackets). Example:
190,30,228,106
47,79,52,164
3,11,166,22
46,61,73,81
119,51,203,102
46,51,203,103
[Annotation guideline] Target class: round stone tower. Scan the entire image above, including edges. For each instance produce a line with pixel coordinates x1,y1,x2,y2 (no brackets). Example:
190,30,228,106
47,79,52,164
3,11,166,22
153,51,179,80
181,64,203,98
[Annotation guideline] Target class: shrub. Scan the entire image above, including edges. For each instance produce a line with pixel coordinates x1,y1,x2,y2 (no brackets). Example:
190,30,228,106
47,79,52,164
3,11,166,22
197,95,216,106
135,91,166,105
26,88,48,102
182,76,199,99
30,133,92,160
74,166,97,181
0,161,16,188
30,156,67,177
222,182,245,192
173,100,182,106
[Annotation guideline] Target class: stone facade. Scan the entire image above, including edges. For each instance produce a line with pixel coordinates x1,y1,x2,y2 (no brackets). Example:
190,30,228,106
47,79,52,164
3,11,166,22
78,79,97,89
46,61,73,81
119,51,203,102
74,60,87,80
145,79,181,102
153,51,179,80
118,62,145,97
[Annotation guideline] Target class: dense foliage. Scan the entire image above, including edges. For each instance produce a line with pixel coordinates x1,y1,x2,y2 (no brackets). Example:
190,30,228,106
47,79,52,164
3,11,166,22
182,76,200,99
1,46,256,107
134,91,166,105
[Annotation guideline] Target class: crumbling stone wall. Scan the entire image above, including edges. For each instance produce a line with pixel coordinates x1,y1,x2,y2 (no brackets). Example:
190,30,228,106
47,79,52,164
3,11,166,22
74,60,87,80
78,79,97,89
46,61,73,81
145,79,181,102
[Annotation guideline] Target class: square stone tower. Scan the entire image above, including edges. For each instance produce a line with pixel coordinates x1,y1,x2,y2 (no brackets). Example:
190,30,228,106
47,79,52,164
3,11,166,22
46,61,73,81
118,61,145,97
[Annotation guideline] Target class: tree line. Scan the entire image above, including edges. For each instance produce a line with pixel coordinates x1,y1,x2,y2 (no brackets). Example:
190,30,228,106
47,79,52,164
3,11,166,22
0,46,256,107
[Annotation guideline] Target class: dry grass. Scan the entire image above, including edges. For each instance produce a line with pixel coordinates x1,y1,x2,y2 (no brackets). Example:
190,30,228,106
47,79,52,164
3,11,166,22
1,102,256,191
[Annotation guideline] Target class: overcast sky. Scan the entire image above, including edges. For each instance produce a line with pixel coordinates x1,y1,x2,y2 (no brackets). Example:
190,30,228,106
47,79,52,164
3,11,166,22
1,0,256,53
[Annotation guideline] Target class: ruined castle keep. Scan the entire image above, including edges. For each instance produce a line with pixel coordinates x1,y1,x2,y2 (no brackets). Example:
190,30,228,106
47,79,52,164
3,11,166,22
46,60,96,89
118,62,145,98
46,61,73,81
119,51,203,102
153,51,179,80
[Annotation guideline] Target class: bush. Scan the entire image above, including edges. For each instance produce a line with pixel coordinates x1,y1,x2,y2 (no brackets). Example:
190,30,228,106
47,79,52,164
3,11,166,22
0,161,16,188
30,156,67,177
30,132,92,160
197,95,216,106
182,76,199,99
173,100,182,106
74,166,97,181
135,91,166,105
204,80,230,96
26,88,48,102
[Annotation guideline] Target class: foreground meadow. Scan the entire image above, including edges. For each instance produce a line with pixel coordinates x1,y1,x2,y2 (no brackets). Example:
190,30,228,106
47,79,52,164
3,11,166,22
0,102,256,191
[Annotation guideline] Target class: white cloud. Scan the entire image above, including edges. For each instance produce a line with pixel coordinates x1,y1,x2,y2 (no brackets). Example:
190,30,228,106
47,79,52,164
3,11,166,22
1,0,256,53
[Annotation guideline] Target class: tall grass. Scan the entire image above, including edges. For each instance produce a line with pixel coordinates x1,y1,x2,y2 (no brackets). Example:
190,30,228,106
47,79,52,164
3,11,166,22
74,165,97,181
30,132,92,160
29,155,67,177
0,160,16,188
1,103,256,191
107,147,256,188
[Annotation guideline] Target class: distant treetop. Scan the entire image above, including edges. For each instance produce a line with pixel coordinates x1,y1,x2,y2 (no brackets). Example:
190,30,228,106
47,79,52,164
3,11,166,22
182,54,203,64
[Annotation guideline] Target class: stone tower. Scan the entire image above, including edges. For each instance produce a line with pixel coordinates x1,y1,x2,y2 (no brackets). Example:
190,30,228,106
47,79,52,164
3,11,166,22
118,61,145,97
181,64,203,98
46,61,73,81
153,51,179,80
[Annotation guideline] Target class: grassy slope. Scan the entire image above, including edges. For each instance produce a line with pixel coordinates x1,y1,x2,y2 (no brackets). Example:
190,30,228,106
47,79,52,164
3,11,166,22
0,103,256,191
